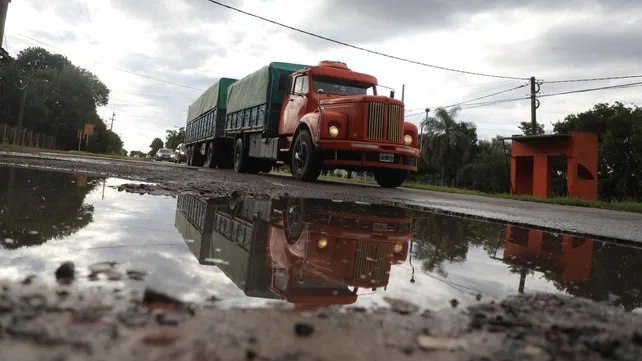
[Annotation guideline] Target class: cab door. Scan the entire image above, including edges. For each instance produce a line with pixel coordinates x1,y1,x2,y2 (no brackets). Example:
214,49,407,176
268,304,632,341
279,74,309,135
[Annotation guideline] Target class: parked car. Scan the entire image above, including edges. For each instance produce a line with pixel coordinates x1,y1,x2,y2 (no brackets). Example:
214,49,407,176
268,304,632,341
155,148,174,162
174,143,187,163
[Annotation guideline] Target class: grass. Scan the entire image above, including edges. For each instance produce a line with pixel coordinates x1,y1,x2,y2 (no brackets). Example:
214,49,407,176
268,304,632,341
277,169,642,214
0,144,151,161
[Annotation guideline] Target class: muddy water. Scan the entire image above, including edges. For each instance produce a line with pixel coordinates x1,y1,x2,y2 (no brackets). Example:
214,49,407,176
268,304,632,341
1,166,641,312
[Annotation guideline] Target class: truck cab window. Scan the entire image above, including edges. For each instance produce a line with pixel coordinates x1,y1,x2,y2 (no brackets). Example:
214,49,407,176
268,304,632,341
293,75,308,95
312,75,371,96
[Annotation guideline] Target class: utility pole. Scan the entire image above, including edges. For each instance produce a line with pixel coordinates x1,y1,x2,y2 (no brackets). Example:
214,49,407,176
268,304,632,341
0,0,10,49
109,111,115,130
529,76,541,134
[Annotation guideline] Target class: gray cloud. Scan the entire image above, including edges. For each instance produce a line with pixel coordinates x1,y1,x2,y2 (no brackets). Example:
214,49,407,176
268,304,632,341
285,0,641,48
483,17,642,81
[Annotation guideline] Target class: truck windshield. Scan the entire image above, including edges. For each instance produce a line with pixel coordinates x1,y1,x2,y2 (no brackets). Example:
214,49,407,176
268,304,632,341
312,75,374,96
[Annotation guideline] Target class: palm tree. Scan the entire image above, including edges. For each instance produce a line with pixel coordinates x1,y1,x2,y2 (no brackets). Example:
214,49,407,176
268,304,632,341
421,106,474,186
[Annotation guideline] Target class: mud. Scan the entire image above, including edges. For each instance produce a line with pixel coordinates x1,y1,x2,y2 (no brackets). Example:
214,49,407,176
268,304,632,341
1,263,641,361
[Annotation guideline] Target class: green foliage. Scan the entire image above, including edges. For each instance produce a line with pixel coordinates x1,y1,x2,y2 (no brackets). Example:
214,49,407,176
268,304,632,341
149,137,164,155
518,121,545,135
0,47,120,153
129,150,147,157
552,102,642,202
165,127,185,150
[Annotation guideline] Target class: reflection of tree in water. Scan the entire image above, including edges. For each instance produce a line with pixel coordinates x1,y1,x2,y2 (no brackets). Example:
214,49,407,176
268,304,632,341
542,242,642,312
411,212,507,277
0,167,98,249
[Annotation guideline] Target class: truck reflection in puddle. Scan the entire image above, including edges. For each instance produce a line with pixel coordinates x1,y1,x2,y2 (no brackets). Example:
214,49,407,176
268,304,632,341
174,194,413,307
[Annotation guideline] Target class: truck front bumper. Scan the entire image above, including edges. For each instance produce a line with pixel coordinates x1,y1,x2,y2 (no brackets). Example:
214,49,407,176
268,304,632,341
317,140,420,172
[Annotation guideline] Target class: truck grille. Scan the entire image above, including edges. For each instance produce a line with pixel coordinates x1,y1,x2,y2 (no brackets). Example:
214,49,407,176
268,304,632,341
351,242,392,284
367,102,403,142
387,104,402,142
367,102,384,140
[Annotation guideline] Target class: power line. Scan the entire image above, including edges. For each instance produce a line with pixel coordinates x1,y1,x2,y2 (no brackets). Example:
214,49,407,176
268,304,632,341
444,83,528,108
538,81,642,98
458,81,642,110
204,0,527,81
544,75,642,84
14,34,206,91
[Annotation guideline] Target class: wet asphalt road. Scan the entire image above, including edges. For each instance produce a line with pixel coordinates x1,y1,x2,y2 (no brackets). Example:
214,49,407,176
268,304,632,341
1,151,642,243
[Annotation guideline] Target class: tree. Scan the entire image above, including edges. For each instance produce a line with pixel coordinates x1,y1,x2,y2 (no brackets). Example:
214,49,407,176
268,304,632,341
129,150,147,157
553,102,642,201
165,127,185,150
420,106,476,186
518,121,545,135
458,137,510,193
149,138,164,156
0,47,111,151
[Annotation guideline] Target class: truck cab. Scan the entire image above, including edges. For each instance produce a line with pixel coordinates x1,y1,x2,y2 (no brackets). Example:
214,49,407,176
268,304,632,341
278,61,420,187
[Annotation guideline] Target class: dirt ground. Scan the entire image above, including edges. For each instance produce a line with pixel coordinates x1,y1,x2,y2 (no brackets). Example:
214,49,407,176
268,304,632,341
2,261,642,361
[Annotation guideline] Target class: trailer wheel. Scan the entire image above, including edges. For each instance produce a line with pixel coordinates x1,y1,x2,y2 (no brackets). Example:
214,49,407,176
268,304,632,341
205,142,216,169
233,138,249,173
373,169,408,188
291,130,321,182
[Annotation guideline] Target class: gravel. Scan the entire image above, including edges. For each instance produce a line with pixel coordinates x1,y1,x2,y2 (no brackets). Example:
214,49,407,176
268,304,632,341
0,261,640,360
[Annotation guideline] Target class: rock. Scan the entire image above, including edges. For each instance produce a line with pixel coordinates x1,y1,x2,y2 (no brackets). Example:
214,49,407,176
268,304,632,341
450,299,459,308
416,335,468,351
294,322,314,337
384,297,419,315
55,262,75,281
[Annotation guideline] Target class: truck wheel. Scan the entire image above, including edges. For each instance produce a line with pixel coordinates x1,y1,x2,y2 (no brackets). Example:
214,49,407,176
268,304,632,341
291,130,321,182
206,143,216,169
233,138,249,173
373,169,408,188
186,146,192,166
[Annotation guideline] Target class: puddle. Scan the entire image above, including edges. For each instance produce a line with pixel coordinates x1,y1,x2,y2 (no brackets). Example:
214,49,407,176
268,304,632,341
2,165,642,313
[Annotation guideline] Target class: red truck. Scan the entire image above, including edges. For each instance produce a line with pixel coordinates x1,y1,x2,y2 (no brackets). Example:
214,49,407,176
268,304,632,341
184,61,420,188
174,194,413,307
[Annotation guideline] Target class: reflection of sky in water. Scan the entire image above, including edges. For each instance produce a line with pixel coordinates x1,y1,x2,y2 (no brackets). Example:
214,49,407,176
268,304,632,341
1,167,641,314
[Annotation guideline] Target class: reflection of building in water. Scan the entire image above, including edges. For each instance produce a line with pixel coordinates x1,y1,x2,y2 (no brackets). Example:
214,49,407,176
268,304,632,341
175,195,414,307
501,224,593,292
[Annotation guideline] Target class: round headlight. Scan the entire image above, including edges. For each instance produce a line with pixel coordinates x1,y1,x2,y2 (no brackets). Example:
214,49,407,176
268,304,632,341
317,237,328,249
328,126,339,138
393,243,403,253
403,134,413,146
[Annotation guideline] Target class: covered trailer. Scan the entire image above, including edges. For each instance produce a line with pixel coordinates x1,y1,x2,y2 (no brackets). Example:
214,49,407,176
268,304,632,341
184,77,237,168
225,62,309,173
225,62,309,137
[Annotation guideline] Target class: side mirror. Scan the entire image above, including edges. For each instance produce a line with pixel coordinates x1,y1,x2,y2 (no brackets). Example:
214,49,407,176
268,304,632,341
390,90,395,99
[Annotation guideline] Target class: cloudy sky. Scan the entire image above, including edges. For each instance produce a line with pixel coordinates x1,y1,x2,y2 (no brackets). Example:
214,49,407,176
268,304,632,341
4,0,641,152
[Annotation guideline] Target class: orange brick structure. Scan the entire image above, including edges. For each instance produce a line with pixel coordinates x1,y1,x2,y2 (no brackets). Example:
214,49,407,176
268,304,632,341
503,225,593,283
510,131,598,200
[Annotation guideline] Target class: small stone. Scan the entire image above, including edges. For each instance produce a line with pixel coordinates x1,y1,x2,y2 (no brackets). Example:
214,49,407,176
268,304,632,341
450,299,459,308
22,275,36,285
384,297,419,315
246,349,257,360
523,345,543,356
476,294,482,301
141,328,183,346
294,322,314,337
417,335,467,351
55,262,75,281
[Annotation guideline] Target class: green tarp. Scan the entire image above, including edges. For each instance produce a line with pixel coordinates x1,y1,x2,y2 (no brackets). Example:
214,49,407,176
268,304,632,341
226,62,310,114
186,77,237,122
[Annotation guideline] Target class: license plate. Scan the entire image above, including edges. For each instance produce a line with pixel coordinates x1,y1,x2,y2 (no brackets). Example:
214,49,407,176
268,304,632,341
372,222,388,232
379,153,394,163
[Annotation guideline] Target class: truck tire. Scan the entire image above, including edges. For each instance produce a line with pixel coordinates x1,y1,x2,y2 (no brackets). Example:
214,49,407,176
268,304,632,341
233,138,250,173
373,169,408,188
291,130,322,182
206,142,216,169
191,145,205,167
187,147,192,166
